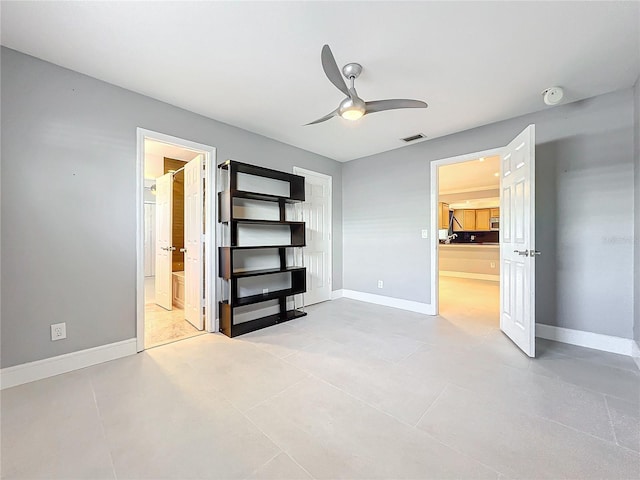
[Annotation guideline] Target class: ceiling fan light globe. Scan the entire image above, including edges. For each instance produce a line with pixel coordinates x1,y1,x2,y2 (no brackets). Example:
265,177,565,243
338,96,366,121
341,109,365,121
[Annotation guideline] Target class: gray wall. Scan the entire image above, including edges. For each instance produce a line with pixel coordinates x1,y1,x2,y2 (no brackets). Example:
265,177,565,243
635,77,640,346
343,88,635,339
0,48,343,368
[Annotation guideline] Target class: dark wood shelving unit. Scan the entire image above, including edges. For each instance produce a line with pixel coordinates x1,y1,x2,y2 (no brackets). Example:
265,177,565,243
217,160,307,338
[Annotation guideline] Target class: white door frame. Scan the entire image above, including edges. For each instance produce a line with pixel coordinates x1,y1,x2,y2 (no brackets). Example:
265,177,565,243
429,147,503,315
136,128,216,352
293,166,333,301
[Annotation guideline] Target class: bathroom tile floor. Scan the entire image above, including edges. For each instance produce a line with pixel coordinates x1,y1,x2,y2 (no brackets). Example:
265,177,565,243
144,276,204,348
1,278,638,479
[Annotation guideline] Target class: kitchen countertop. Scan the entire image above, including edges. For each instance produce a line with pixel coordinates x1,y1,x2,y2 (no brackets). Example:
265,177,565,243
439,243,499,248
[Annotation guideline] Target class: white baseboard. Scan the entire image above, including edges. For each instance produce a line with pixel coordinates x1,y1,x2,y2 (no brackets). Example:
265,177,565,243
331,289,344,300
440,271,499,282
0,338,137,390
632,341,640,370
341,289,435,315
536,324,636,357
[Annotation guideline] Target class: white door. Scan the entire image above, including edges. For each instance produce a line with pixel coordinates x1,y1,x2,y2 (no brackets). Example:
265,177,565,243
294,168,332,305
184,155,204,330
155,173,174,310
500,125,536,357
144,203,156,277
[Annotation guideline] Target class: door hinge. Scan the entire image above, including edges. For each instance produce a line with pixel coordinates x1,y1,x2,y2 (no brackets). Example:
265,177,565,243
201,298,206,308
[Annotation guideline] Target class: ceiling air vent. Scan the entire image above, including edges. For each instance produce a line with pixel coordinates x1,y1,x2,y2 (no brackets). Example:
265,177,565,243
401,133,426,143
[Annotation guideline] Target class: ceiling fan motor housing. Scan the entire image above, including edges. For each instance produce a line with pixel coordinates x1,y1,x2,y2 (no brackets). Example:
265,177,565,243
342,63,363,79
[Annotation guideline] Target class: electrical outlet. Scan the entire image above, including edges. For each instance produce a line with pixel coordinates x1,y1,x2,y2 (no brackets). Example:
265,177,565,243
377,280,384,289
490,262,496,269
51,322,66,341
262,288,269,294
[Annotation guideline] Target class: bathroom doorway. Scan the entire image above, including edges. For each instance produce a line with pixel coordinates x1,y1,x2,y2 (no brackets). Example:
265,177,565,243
136,129,216,351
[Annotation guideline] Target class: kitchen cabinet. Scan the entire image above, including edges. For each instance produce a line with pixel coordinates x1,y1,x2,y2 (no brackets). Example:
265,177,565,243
438,202,450,229
453,209,477,231
463,210,476,231
476,209,491,231
452,208,500,231
452,209,463,231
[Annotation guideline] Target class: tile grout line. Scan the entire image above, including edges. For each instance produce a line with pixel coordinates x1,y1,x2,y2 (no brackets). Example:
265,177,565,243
404,382,507,478
88,374,118,480
447,382,639,455
535,346,640,376
242,374,312,414
412,382,450,428
241,450,282,480
277,354,429,431
603,395,622,448
230,396,317,480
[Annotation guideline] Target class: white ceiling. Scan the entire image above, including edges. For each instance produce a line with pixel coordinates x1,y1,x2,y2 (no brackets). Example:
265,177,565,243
143,139,201,179
439,155,500,194
2,1,638,162
144,139,201,162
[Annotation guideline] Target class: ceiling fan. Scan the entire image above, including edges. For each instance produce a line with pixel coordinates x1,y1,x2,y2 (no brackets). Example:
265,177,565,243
305,45,428,125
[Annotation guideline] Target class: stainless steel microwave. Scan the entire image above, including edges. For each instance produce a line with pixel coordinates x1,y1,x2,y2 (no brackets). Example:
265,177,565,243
490,217,500,230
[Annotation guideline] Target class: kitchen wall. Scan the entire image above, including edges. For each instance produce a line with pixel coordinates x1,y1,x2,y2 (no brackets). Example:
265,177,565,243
343,88,635,339
439,189,500,204
439,245,499,278
0,47,343,368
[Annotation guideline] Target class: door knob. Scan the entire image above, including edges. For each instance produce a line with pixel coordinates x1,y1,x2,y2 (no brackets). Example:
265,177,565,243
513,249,529,257
180,248,187,253
529,250,542,256
169,246,176,251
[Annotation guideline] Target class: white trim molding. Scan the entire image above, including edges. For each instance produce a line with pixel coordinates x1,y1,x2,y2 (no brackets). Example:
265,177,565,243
439,271,500,282
136,128,217,353
632,341,640,370
331,289,344,300
536,324,636,357
0,339,137,390
341,290,435,315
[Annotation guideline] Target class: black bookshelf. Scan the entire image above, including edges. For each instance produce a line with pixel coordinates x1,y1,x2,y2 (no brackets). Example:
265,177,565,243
217,160,307,338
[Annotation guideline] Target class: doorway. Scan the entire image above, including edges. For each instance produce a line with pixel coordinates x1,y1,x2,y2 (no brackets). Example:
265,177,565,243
430,125,537,357
136,129,216,352
436,155,501,334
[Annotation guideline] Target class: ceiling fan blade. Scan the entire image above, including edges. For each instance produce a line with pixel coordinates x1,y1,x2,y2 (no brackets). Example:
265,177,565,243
321,45,349,96
365,99,428,114
304,108,339,126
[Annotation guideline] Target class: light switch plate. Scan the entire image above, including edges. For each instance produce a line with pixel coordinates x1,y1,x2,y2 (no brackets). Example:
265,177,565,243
421,229,428,238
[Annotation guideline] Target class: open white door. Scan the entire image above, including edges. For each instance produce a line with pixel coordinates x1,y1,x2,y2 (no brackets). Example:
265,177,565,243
500,125,536,357
155,173,174,310
294,167,332,305
184,155,204,330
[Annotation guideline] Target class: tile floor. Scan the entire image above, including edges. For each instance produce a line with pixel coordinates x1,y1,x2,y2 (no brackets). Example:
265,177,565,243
1,278,639,479
144,276,204,348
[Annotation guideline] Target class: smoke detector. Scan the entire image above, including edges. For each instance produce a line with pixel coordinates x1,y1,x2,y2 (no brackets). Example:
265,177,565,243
542,87,564,106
